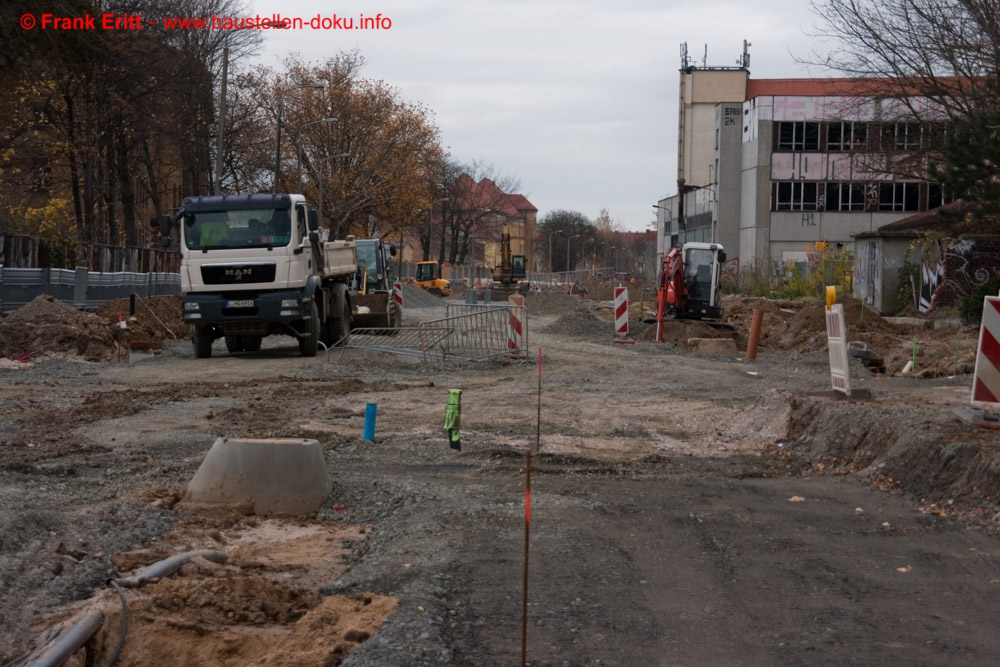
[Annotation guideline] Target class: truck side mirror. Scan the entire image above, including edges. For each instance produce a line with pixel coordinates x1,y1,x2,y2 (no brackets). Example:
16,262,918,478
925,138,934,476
389,244,397,257
309,230,320,244
159,214,171,236
718,251,727,263
307,210,319,232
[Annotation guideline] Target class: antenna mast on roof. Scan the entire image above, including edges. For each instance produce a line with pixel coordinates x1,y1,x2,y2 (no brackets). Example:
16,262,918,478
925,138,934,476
739,39,751,70
703,44,708,68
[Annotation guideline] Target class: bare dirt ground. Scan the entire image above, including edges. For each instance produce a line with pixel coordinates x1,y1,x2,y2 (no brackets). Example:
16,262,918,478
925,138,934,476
2,281,1000,666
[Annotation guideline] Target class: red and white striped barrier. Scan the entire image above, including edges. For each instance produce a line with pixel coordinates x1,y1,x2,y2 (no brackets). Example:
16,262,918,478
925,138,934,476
615,287,628,335
973,296,1000,404
507,294,526,358
613,287,634,343
393,282,403,310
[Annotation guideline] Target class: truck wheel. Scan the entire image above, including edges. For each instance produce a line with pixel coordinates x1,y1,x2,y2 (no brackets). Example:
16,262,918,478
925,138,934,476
224,336,244,353
299,301,320,357
241,337,262,352
328,298,351,346
193,326,213,358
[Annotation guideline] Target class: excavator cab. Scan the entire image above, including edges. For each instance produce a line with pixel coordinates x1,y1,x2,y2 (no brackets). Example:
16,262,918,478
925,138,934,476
679,243,725,319
657,242,725,338
511,254,526,280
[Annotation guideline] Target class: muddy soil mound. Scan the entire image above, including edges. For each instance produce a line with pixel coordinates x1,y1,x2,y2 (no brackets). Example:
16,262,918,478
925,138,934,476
527,291,590,317
722,295,979,377
0,295,118,361
95,294,187,350
539,308,610,340
0,295,187,362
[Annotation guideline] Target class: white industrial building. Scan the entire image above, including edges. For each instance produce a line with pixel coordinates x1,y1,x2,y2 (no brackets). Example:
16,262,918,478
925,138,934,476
655,46,947,276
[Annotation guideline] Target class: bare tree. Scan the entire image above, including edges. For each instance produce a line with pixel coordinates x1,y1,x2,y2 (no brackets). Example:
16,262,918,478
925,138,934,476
806,0,1000,224
276,52,443,241
433,160,522,267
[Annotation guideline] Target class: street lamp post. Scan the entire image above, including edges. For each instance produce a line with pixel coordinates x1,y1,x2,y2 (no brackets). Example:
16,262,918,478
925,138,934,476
652,203,673,251
566,234,580,276
296,118,337,192
273,81,327,193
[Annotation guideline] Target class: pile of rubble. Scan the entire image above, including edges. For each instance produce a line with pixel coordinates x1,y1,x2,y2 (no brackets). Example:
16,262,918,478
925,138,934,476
0,294,185,364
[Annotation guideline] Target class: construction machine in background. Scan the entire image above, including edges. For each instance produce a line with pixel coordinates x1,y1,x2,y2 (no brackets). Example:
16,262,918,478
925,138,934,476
491,224,529,294
405,261,452,297
655,242,728,342
351,238,401,329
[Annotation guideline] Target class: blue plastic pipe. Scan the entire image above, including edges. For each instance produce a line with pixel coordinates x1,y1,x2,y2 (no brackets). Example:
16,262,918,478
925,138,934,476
364,403,377,442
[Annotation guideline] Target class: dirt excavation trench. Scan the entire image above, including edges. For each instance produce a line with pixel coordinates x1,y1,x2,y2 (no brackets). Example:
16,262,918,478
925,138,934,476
4,287,1000,665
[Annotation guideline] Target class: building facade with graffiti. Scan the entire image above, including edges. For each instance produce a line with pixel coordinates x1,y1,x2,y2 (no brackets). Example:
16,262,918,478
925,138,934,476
853,203,1000,315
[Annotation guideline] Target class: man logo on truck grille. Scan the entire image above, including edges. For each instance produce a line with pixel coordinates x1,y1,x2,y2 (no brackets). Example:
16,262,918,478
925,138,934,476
225,268,253,280
202,263,276,285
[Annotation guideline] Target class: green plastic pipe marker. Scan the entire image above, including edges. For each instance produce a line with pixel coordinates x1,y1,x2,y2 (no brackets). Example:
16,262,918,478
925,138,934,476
445,389,462,451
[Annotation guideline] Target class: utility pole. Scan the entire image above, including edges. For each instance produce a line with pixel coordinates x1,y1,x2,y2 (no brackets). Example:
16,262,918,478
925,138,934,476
214,46,228,195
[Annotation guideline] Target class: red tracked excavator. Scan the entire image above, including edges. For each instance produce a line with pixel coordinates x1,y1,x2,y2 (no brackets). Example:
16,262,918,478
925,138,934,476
655,242,727,342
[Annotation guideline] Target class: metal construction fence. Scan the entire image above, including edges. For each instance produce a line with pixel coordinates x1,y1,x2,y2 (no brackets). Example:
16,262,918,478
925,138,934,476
0,266,181,312
396,262,609,289
342,303,528,363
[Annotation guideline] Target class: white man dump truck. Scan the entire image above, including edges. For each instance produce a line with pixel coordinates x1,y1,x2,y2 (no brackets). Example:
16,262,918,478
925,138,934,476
164,193,357,358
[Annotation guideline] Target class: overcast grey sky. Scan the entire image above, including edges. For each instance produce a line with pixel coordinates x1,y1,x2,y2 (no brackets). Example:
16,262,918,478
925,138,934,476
253,0,832,231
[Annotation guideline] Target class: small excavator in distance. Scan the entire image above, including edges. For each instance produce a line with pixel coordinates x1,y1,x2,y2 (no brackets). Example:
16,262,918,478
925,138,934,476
491,224,528,294
655,241,727,342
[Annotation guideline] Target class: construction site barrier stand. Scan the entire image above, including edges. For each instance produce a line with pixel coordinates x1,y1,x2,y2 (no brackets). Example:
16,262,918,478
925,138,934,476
972,296,1000,404
825,302,851,396
392,282,403,310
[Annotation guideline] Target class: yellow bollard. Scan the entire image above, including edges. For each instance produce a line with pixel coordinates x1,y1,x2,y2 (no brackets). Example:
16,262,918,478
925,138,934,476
825,285,836,310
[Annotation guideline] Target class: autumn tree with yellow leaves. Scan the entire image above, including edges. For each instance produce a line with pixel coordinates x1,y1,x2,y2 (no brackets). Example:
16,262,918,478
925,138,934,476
271,52,444,243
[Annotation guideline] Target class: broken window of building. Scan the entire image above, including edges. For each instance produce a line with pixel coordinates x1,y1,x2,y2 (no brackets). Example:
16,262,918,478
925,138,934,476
827,122,868,151
776,181,818,211
826,182,867,211
777,122,821,151
878,182,920,211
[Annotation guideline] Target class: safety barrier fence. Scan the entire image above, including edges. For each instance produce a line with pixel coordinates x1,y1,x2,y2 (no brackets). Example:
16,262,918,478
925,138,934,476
0,266,180,312
396,262,613,289
342,304,528,362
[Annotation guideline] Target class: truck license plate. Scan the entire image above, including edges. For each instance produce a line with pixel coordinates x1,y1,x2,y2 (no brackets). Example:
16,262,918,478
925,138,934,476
226,299,254,308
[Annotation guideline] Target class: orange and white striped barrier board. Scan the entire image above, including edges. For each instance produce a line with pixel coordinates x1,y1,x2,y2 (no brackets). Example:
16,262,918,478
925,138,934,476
507,294,526,359
615,287,628,335
614,287,634,344
972,296,1000,404
393,282,403,310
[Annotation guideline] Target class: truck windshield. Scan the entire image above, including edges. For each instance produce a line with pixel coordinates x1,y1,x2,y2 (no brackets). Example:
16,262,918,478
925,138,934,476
183,208,293,250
